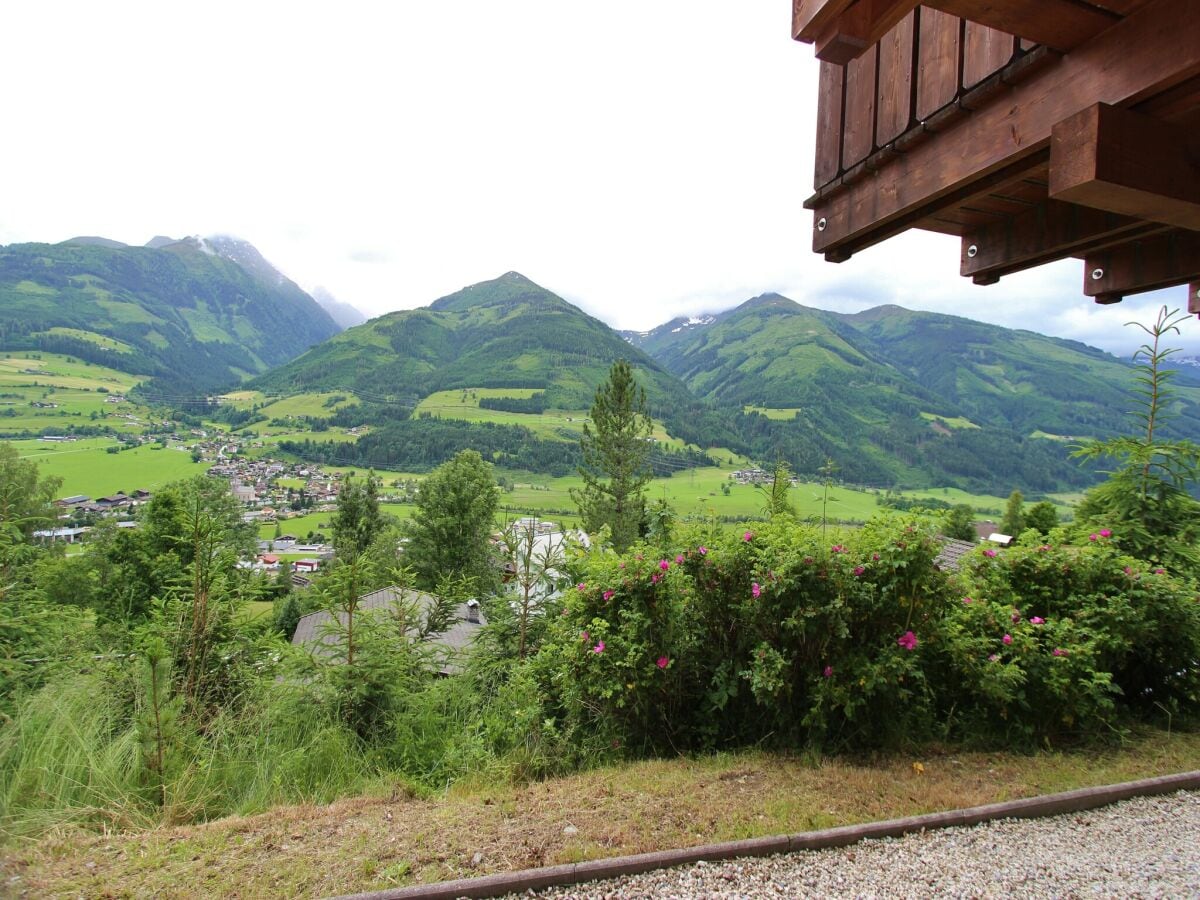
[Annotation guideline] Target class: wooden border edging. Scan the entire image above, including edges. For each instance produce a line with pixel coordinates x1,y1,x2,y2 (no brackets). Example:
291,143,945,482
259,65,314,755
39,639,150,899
331,770,1200,900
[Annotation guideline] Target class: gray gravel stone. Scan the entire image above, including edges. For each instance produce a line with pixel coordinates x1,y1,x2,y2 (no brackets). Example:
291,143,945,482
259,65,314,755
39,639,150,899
518,790,1200,899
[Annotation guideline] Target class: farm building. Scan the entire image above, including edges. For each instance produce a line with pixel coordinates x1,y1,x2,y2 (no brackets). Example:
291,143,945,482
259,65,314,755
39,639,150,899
291,586,486,676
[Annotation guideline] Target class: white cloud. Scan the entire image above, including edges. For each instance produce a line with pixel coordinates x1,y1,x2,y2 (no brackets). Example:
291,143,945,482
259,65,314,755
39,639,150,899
1,1,1195,360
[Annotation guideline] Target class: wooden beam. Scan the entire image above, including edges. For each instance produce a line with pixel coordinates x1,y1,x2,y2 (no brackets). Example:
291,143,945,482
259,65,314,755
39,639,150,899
793,0,860,43
1083,231,1200,302
1050,103,1200,230
812,0,914,64
960,200,1150,282
923,1,1116,52
810,0,1200,258
797,0,1115,60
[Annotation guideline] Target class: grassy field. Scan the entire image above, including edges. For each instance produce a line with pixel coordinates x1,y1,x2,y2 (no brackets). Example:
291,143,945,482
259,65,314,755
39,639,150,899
11,439,208,497
412,388,697,452
744,405,802,421
919,411,980,430
0,351,147,435
9,728,1198,898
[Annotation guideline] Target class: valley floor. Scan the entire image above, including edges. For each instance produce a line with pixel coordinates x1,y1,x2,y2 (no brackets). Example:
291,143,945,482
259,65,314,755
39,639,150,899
5,728,1198,898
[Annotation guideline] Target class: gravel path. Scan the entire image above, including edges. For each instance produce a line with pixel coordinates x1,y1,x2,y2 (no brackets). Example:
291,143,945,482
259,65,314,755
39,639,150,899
520,791,1200,899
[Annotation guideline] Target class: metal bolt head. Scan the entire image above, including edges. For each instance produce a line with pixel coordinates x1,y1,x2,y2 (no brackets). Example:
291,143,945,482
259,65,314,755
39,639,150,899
967,244,978,258
817,217,827,232
1091,267,1105,281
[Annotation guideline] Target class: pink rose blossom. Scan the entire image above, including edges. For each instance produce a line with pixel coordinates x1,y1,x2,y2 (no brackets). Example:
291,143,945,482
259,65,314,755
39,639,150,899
1089,533,1098,542
675,554,685,565
1124,566,1134,575
962,596,973,604
1037,544,1051,552
576,583,586,591
853,566,865,576
698,546,708,556
988,653,999,662
581,631,590,642
656,656,669,669
1099,529,1112,538
1030,616,1044,624
872,553,880,561
1002,634,1013,645
659,559,670,571
592,641,605,654
1012,611,1022,624
983,548,997,558
618,562,626,569
823,665,833,678
803,556,814,565
897,631,918,651
602,590,614,601
651,574,660,585
1053,648,1068,657
831,544,846,553
1154,568,1166,575
743,531,754,542
751,582,762,598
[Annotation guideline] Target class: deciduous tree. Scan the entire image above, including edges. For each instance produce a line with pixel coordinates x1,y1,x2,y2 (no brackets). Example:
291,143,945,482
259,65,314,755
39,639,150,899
405,450,499,590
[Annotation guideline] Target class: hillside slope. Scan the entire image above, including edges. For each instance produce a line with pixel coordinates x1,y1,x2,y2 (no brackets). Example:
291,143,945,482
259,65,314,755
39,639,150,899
628,294,1200,490
256,271,700,418
0,237,341,394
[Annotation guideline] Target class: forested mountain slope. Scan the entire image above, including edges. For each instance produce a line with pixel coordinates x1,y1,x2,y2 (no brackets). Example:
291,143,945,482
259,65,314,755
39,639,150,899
0,236,340,393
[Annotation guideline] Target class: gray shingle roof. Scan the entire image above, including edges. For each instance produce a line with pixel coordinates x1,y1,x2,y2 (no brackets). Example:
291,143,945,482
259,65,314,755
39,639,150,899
935,537,977,571
291,585,486,675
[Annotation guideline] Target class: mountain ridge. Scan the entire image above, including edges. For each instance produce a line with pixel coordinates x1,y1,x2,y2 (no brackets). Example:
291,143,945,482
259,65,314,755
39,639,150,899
0,236,340,393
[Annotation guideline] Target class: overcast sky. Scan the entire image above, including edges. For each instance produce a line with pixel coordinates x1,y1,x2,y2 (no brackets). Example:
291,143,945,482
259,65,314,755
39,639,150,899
1,1,1193,357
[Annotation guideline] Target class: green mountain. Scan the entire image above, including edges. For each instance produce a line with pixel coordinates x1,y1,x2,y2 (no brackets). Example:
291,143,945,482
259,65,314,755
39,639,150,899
256,271,699,417
258,272,737,475
0,236,341,394
627,294,1200,491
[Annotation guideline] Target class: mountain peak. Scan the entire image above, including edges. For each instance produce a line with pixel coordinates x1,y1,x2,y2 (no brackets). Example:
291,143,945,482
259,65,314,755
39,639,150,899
60,236,129,249
734,292,800,313
428,271,562,313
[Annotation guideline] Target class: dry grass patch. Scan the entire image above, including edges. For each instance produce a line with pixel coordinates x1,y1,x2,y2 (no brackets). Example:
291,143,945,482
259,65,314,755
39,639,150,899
5,728,1199,898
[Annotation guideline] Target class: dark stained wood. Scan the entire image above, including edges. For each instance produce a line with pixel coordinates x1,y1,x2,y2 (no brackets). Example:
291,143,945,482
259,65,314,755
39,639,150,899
796,0,1117,60
875,11,916,143
1084,230,1200,301
923,0,1116,52
842,45,878,167
810,0,1200,256
815,61,846,188
915,7,960,121
1085,0,1153,14
1050,103,1200,230
962,23,1016,89
960,200,1152,281
813,0,915,63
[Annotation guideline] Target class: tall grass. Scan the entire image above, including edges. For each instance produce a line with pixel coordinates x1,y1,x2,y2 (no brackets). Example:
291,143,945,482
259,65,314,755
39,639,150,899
0,674,387,840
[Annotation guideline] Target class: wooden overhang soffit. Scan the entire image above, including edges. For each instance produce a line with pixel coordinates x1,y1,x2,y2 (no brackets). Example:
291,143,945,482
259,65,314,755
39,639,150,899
793,0,1122,64
805,0,1200,275
1049,103,1200,233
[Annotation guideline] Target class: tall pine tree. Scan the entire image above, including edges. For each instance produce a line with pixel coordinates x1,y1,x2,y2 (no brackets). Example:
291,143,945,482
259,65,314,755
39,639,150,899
571,360,652,552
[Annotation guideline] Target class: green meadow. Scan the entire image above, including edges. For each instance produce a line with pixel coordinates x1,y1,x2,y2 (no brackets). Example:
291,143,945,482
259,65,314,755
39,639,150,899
11,438,209,497
0,351,148,435
413,387,700,453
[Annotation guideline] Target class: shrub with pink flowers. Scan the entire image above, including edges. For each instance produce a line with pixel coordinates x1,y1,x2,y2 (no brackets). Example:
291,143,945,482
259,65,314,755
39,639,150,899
524,513,1200,758
535,516,952,753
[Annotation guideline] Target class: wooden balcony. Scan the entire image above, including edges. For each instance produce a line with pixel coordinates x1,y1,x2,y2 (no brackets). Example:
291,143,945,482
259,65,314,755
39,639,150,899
796,0,1200,306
